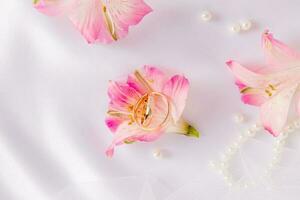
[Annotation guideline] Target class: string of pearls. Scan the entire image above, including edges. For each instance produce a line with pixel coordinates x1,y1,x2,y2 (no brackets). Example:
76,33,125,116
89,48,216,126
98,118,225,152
209,118,300,189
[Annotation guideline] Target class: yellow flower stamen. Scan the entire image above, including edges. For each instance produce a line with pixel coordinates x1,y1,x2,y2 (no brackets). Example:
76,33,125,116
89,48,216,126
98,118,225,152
134,70,154,92
102,5,118,41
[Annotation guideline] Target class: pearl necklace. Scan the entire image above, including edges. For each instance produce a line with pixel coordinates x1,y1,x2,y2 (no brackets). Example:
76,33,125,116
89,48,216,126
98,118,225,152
209,119,300,189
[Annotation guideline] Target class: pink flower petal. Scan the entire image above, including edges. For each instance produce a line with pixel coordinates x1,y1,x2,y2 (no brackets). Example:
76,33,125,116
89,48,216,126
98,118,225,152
143,65,167,91
107,0,153,39
163,75,189,123
105,117,123,133
241,93,267,106
34,0,77,16
260,84,298,136
108,81,140,111
105,123,161,157
127,65,167,93
35,0,152,43
68,0,114,43
262,30,300,70
226,60,266,88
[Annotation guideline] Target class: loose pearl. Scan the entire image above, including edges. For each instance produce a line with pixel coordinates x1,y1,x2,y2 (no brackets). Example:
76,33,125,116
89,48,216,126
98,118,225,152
152,148,162,159
230,23,241,33
200,10,212,22
240,20,252,31
233,113,245,123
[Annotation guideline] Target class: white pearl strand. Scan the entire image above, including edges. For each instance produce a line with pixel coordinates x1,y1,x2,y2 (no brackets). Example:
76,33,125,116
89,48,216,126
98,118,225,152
209,119,300,189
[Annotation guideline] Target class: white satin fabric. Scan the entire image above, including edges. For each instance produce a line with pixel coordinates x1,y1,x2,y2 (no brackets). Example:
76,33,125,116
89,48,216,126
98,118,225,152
1,0,300,199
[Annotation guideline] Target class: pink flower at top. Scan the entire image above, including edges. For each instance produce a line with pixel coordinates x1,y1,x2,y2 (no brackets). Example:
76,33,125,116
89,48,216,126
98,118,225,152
105,65,200,157
227,30,300,136
33,0,152,44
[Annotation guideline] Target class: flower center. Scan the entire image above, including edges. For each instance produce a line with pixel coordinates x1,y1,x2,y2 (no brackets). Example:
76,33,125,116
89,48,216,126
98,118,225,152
133,92,170,131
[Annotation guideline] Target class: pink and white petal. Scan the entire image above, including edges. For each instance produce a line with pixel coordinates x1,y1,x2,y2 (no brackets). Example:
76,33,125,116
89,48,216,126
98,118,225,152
108,81,140,111
127,65,167,93
226,60,266,88
143,65,167,92
241,93,267,106
68,0,114,43
34,0,77,16
262,31,300,70
260,84,298,136
270,68,300,90
235,79,247,90
106,0,152,39
127,74,147,95
105,117,124,133
105,123,160,157
130,131,162,142
163,75,189,123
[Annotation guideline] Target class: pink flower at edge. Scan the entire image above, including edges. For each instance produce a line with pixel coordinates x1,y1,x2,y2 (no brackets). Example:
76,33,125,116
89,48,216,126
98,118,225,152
33,0,152,44
227,30,300,137
105,66,200,157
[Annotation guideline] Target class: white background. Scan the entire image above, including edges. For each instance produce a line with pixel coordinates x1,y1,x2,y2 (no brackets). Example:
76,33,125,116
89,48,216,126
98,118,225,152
1,0,300,199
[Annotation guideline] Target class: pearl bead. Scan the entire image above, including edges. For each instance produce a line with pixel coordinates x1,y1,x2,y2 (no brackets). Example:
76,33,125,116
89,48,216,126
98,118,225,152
246,129,255,137
152,148,162,159
232,142,240,148
284,125,294,133
220,162,228,169
240,20,252,31
273,146,281,153
218,169,225,175
278,132,289,140
227,182,233,187
294,120,300,128
226,147,235,154
233,113,245,123
230,23,241,33
271,158,279,165
224,174,230,179
252,123,262,132
237,135,247,143
209,161,216,168
200,10,212,22
220,153,228,161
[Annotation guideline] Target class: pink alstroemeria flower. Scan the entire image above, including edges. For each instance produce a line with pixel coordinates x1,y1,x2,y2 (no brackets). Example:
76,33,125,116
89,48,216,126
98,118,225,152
105,66,200,157
33,0,152,43
227,30,300,137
